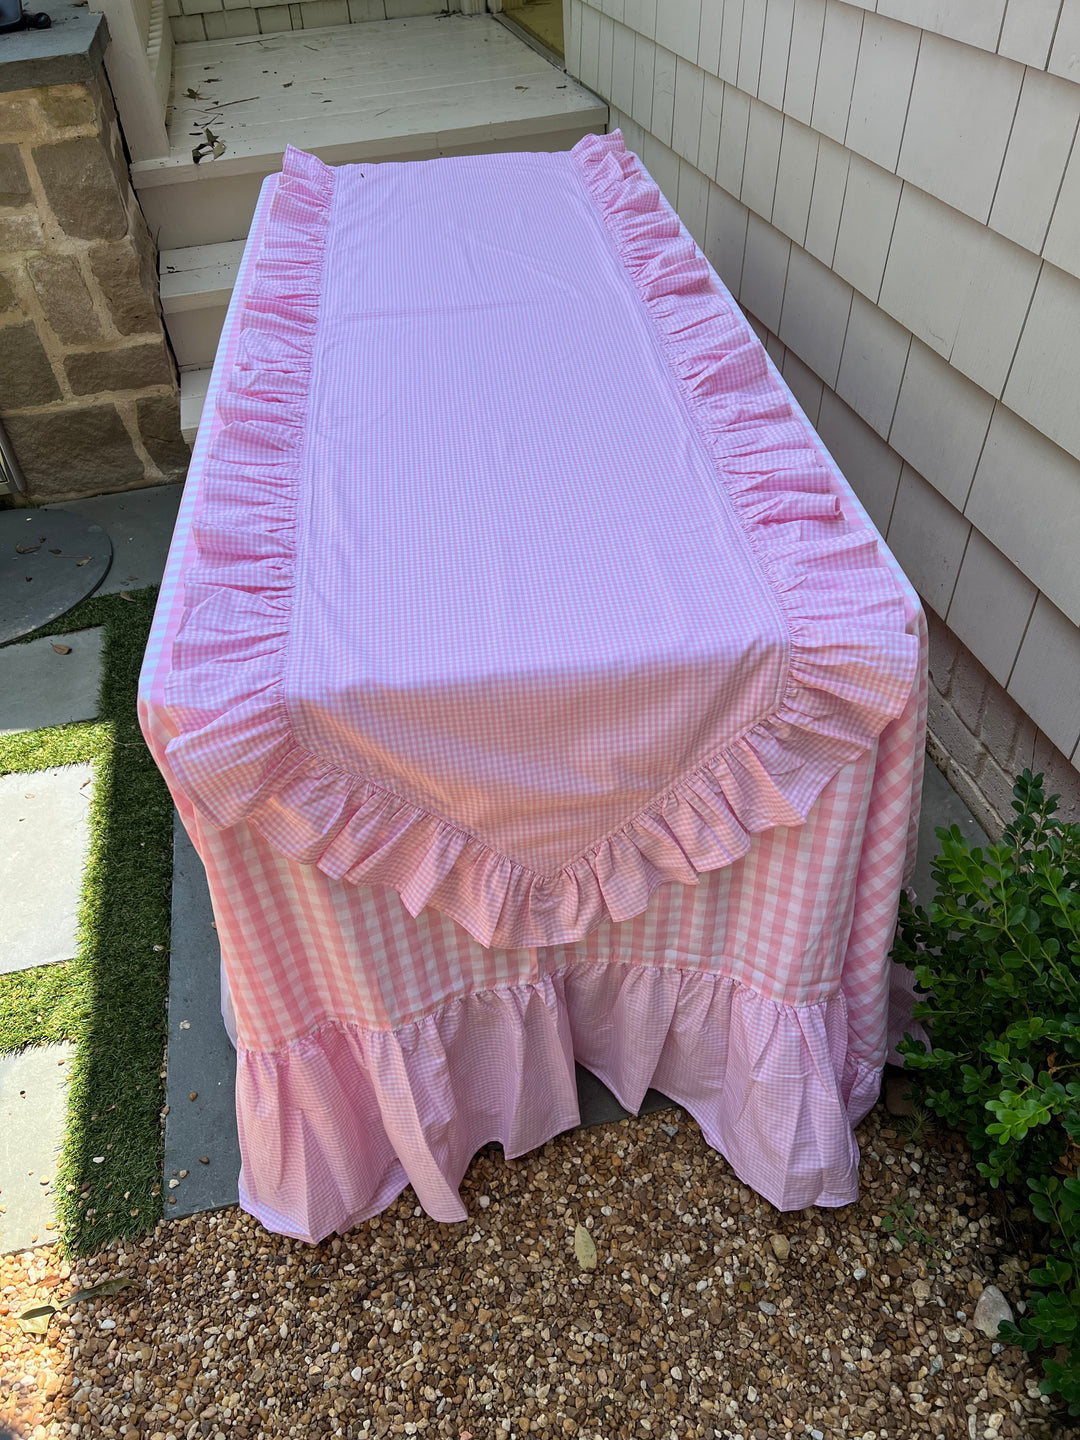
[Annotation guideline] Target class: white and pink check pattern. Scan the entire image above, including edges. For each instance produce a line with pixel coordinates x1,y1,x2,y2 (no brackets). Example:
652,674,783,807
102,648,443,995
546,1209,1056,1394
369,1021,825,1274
140,135,928,1244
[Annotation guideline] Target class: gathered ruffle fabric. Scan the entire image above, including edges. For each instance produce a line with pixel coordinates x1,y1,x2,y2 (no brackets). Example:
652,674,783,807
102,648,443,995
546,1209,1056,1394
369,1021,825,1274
235,959,892,1243
164,138,919,953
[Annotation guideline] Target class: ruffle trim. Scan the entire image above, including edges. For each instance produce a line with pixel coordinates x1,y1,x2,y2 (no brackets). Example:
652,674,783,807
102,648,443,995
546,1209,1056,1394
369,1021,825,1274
164,139,920,953
233,959,898,1242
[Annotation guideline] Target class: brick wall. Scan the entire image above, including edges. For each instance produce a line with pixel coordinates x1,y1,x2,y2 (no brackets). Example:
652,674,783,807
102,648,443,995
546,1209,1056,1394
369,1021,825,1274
0,67,187,502
564,0,1080,824
925,609,1080,837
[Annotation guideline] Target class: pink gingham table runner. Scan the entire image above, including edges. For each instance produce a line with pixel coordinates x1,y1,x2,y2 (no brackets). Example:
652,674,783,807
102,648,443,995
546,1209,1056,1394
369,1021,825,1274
140,134,928,1243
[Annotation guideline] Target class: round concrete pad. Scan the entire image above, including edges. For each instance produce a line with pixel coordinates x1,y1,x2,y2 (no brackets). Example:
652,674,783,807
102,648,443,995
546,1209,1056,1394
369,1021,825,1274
0,509,113,646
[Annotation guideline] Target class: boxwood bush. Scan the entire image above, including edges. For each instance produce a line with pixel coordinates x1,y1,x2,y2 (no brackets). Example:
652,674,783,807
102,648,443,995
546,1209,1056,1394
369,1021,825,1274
892,770,1080,1417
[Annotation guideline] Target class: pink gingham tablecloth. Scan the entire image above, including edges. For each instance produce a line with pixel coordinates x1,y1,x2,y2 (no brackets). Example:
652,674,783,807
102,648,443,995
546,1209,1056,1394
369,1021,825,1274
140,134,928,1243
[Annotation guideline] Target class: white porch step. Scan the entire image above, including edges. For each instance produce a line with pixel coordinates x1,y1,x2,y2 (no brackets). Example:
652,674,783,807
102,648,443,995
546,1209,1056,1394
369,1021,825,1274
135,12,607,250
160,241,244,371
179,368,212,445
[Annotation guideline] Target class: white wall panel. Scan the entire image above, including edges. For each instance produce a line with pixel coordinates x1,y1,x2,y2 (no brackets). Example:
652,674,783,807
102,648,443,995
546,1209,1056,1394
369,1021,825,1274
888,339,994,510
845,13,921,173
831,155,902,301
990,71,1080,254
784,0,827,126
778,244,853,386
803,132,850,266
897,32,1023,225
948,529,1037,688
771,115,818,244
835,292,910,437
810,0,863,144
816,389,903,534
966,407,1080,626
998,0,1060,68
1004,263,1080,464
1049,0,1080,83
1008,595,1080,758
758,0,795,111
877,0,1005,52
741,98,784,218
885,464,971,618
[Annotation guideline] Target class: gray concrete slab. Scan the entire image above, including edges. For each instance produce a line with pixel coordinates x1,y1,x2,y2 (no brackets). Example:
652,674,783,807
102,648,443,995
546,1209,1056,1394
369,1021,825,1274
575,1065,676,1129
0,627,103,735
0,510,113,646
0,765,93,975
164,816,240,1217
0,1043,75,1255
911,758,990,908
47,484,183,597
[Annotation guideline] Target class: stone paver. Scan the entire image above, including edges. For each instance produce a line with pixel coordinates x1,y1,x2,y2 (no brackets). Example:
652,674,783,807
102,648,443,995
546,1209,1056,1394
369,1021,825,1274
46,483,182,597
164,818,241,1217
0,1042,75,1254
0,627,103,735
0,765,92,975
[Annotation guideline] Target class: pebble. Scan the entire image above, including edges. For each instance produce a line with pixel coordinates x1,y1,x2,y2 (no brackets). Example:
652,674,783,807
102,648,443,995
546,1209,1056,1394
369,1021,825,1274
0,1108,1058,1440
974,1285,1015,1338
770,1234,790,1262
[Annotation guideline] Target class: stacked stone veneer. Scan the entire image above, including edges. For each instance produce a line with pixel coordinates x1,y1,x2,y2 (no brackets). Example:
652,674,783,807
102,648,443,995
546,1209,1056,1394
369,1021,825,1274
0,42,187,502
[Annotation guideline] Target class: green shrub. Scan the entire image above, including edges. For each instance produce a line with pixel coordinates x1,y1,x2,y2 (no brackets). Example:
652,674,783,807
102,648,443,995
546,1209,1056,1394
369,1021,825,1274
892,769,1080,1417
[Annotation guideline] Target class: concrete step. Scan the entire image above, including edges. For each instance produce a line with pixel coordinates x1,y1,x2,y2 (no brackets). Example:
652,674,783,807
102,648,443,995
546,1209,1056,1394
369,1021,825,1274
135,12,606,249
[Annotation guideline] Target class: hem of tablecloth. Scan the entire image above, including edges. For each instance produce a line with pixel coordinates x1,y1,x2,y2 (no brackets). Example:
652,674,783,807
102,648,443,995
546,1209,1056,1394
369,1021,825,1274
232,957,916,1244
162,139,920,953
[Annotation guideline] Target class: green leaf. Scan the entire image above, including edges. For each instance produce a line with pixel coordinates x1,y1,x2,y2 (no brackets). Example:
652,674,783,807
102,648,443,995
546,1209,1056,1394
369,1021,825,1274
62,1277,136,1307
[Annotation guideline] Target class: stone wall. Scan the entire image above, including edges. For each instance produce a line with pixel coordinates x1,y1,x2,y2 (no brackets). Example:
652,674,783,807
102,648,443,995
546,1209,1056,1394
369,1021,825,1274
0,16,187,503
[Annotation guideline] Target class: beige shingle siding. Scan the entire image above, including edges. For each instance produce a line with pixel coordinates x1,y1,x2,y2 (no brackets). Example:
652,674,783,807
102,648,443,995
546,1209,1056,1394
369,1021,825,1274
571,0,1080,794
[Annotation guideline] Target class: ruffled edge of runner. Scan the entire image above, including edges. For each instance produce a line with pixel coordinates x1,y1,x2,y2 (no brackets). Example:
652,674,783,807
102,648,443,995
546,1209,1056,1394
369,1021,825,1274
163,139,919,951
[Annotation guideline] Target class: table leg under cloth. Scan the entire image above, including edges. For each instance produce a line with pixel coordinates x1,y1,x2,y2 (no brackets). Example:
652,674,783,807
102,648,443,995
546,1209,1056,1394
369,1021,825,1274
141,135,929,1244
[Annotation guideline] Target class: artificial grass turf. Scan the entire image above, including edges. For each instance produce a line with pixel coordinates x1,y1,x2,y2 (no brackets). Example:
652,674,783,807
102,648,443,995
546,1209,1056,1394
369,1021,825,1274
0,586,173,1255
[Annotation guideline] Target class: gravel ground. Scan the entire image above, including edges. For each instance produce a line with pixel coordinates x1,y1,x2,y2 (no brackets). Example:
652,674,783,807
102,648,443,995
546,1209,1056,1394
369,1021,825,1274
0,1105,1065,1440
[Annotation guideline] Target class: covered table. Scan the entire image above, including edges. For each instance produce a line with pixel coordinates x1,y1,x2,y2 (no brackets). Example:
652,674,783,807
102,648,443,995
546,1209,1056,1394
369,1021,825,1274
140,134,927,1245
